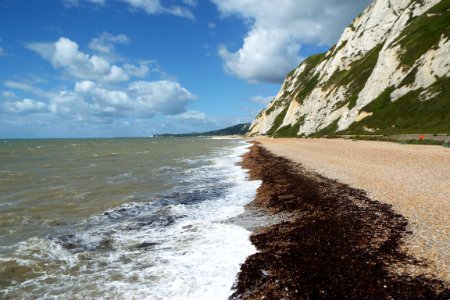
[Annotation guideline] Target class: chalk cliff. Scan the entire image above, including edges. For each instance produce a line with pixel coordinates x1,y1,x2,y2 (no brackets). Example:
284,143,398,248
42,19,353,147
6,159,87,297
250,0,450,136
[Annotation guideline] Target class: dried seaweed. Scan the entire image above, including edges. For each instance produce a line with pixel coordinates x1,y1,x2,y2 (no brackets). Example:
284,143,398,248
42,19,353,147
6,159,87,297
231,143,449,299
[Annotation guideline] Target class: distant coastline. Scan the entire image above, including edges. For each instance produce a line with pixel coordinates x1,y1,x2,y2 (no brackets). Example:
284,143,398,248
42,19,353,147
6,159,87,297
154,123,250,138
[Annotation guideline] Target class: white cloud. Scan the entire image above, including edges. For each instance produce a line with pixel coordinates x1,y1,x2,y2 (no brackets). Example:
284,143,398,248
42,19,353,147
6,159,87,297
121,0,195,19
72,80,195,117
128,80,196,115
4,79,195,123
249,95,273,105
181,0,197,7
123,62,150,77
4,80,50,98
65,0,196,19
27,37,149,82
89,32,130,55
5,81,38,92
2,91,17,100
3,34,199,135
169,110,206,121
6,99,49,114
63,0,105,7
4,79,196,121
212,0,371,82
75,81,131,114
219,29,301,83
27,37,129,82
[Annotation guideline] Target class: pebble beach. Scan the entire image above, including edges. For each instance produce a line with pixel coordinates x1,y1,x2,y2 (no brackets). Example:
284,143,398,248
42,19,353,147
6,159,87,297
231,138,450,299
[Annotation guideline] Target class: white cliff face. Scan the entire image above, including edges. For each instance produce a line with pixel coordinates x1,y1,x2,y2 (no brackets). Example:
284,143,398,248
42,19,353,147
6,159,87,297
391,35,450,101
250,104,286,134
338,0,447,131
318,0,411,82
250,0,449,136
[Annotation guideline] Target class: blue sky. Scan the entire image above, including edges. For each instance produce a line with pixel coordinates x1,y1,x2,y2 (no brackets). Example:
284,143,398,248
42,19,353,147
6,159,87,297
0,0,370,138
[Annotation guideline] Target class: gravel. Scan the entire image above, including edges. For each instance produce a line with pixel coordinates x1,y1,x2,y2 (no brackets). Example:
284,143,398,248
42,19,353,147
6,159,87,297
257,137,450,283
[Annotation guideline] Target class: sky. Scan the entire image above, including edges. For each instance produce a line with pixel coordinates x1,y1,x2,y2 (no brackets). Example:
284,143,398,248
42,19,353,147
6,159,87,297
0,0,371,138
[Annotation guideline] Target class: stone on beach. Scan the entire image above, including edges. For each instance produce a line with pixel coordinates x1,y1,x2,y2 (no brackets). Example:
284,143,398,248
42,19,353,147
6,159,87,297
230,140,449,299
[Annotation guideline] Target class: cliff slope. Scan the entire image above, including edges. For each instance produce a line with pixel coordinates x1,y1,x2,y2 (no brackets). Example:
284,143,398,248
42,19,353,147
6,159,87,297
250,0,450,137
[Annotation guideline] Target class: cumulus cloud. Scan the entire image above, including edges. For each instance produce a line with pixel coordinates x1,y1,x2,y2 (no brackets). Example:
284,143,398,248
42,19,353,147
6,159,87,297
5,81,39,93
2,91,17,100
5,34,196,121
6,99,49,114
249,95,273,105
212,0,371,82
128,80,196,115
27,37,129,82
3,34,200,134
27,37,149,82
168,110,206,121
71,80,195,117
122,0,195,19
63,0,106,7
89,32,130,55
181,0,197,7
67,0,196,19
4,81,51,98
4,79,196,121
123,63,150,77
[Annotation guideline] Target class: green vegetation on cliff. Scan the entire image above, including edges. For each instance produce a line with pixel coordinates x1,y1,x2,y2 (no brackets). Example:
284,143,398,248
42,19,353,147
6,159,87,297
343,76,450,135
325,44,382,110
267,107,289,135
395,0,450,68
265,53,326,117
292,53,326,105
256,0,450,139
265,53,326,135
274,117,304,137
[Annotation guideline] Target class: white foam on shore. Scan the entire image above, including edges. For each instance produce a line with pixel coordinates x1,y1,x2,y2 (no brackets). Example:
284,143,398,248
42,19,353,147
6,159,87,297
0,141,260,299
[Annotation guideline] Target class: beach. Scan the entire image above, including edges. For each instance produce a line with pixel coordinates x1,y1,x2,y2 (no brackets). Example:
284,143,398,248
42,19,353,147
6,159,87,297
231,138,449,299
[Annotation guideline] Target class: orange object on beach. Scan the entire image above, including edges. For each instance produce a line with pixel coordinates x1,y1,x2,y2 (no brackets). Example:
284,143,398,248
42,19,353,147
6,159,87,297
419,135,425,141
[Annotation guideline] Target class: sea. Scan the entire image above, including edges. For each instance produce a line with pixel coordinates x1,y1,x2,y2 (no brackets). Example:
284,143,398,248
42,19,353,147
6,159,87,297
0,137,260,299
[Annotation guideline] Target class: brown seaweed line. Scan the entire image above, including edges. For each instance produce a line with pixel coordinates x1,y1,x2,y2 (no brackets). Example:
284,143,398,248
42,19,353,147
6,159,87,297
230,143,449,300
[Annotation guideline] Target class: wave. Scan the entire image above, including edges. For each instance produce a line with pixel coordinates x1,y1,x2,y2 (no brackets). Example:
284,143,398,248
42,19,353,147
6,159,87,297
0,141,260,299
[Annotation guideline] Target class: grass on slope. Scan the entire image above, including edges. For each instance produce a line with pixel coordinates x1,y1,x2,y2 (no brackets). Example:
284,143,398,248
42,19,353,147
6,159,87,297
267,107,289,135
265,53,326,136
311,119,340,137
266,45,381,138
290,53,326,105
342,76,450,135
274,117,305,137
324,44,382,110
395,0,450,68
264,53,326,117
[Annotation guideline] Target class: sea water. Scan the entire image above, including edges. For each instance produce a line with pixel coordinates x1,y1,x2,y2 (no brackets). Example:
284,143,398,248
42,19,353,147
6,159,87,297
0,138,259,299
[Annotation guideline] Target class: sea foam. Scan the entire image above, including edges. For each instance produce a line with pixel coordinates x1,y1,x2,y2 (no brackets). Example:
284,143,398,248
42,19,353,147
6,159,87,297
0,140,260,299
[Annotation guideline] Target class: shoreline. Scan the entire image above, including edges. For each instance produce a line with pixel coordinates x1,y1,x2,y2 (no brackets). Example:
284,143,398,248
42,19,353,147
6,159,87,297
231,142,449,299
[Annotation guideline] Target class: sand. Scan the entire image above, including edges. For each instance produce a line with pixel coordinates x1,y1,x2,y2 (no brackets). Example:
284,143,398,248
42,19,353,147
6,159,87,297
256,137,450,283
